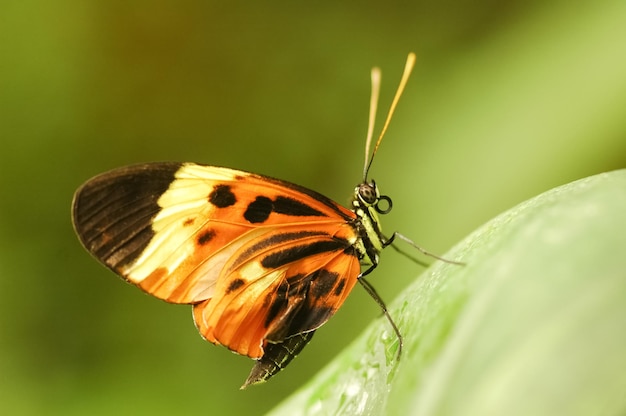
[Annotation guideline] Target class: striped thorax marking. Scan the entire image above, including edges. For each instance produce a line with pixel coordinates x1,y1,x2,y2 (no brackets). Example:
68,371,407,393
351,181,389,267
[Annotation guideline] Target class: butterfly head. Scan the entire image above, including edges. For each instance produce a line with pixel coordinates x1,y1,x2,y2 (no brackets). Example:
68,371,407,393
354,180,393,215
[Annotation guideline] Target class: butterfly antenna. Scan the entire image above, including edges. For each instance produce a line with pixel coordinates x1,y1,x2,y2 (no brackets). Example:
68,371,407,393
363,52,417,180
362,67,381,180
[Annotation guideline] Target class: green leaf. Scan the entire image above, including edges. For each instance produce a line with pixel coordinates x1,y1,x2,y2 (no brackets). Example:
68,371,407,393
268,170,626,416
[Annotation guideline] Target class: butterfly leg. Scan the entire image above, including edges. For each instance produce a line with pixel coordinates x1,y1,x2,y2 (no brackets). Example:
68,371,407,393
385,232,465,265
357,274,403,360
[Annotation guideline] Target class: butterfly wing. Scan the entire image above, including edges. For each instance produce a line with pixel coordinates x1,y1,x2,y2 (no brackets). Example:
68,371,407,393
72,162,361,359
192,227,361,357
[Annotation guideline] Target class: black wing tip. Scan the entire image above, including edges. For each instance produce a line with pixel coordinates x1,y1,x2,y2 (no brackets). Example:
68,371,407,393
71,162,185,269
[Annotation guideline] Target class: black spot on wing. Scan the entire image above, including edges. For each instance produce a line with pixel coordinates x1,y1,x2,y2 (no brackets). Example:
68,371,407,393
72,162,182,271
243,195,328,224
227,278,246,293
263,273,317,332
264,269,343,339
264,281,289,328
197,229,216,245
261,240,349,269
334,278,347,296
244,196,273,223
208,184,236,208
259,174,353,221
232,231,329,270
272,196,325,217
286,305,334,337
310,270,339,298
343,246,359,258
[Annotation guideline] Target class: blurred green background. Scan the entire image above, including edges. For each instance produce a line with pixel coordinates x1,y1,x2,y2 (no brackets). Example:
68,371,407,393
1,0,624,414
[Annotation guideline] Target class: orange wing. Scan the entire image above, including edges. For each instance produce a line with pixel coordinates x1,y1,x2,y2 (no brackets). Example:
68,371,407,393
72,162,361,359
192,226,361,358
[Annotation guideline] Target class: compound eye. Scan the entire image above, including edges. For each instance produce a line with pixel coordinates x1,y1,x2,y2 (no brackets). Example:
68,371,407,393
375,195,393,214
358,183,378,204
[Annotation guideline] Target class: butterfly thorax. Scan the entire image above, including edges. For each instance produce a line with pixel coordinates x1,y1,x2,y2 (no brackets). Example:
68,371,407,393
351,180,391,267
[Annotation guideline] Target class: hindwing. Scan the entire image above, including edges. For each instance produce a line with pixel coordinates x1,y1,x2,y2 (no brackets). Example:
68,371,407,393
192,228,361,357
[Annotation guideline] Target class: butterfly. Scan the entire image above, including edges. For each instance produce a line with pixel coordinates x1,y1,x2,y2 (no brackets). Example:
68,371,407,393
72,52,456,388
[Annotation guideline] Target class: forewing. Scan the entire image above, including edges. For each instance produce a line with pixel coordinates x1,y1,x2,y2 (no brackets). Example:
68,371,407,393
72,162,355,304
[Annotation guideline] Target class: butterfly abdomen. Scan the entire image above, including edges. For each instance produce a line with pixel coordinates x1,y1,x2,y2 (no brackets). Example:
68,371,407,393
242,331,315,389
